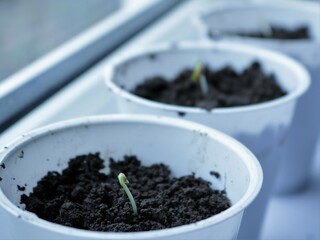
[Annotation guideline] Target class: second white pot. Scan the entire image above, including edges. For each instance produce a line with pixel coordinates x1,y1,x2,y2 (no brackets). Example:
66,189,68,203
104,42,310,240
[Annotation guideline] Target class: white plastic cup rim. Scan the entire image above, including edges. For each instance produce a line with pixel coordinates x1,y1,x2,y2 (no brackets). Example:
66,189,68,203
104,42,310,115
0,115,263,239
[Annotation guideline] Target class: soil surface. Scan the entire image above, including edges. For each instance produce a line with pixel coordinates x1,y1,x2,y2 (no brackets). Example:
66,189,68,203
133,62,286,110
21,153,230,232
220,25,310,40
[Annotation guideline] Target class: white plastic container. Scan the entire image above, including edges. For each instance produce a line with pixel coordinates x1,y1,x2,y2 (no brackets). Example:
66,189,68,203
193,0,320,194
0,115,262,240
104,42,310,240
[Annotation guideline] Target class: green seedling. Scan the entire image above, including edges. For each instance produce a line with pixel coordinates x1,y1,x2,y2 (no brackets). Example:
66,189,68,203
199,74,209,95
118,173,138,215
191,61,203,83
258,17,272,36
191,60,209,95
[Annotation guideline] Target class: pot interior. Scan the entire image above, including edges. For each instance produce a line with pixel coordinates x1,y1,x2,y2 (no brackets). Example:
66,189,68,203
0,118,257,216
112,47,300,96
201,5,320,41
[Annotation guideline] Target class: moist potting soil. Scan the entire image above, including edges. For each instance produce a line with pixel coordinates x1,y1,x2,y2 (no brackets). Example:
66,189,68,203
223,25,310,40
21,153,230,232
133,62,286,110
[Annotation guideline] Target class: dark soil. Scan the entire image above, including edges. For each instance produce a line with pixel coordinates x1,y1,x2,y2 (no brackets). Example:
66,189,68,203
133,62,286,110
215,25,310,40
20,153,230,232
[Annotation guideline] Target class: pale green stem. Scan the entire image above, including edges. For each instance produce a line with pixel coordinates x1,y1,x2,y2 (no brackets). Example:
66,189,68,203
199,75,209,95
118,173,138,215
191,61,203,83
191,61,209,96
258,17,272,36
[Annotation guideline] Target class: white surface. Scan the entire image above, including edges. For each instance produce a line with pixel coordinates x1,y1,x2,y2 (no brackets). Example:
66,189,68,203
0,0,319,239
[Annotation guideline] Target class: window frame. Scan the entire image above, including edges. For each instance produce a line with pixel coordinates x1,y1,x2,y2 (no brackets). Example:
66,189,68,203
0,0,182,132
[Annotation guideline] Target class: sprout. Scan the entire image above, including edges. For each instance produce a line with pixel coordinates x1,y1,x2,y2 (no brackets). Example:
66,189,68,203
191,61,203,83
191,60,209,95
258,17,272,36
118,173,138,215
199,75,209,95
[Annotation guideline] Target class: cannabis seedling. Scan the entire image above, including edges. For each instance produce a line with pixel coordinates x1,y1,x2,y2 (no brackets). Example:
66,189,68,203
258,17,272,37
191,60,209,95
118,173,138,215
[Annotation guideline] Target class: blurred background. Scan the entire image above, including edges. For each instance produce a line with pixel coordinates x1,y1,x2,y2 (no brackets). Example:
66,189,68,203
0,0,120,81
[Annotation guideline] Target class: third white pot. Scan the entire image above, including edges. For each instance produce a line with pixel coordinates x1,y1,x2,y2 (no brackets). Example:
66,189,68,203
193,0,320,194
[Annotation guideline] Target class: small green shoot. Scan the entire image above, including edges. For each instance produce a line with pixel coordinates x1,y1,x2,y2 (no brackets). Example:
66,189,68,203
258,17,272,36
191,61,203,83
199,75,209,95
118,173,138,215
191,60,209,95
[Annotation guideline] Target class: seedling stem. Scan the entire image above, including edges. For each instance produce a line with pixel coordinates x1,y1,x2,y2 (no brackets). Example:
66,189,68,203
199,75,209,95
191,61,203,83
258,17,272,36
191,60,209,95
118,173,138,215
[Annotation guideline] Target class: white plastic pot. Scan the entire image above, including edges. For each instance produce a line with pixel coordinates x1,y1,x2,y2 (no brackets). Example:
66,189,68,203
0,115,262,240
193,0,320,194
104,42,310,240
